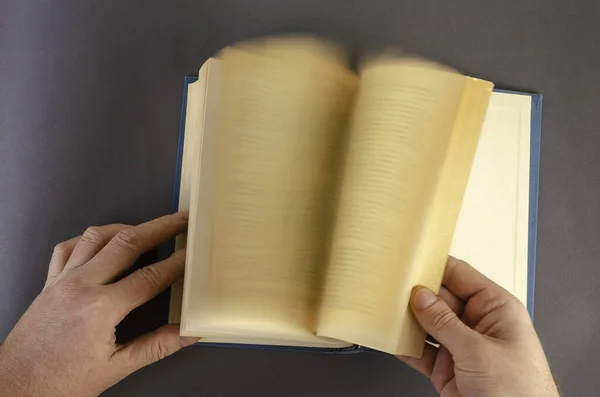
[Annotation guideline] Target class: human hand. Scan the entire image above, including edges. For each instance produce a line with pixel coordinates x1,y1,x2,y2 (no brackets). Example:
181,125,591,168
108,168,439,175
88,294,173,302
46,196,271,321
0,212,197,397
398,257,559,397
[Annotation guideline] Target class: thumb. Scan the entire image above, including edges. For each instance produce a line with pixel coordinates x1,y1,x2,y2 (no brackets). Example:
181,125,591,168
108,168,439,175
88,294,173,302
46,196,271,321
112,324,198,376
411,286,476,354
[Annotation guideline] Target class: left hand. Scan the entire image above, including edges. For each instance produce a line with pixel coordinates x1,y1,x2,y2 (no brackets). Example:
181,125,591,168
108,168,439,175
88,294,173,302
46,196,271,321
0,212,197,397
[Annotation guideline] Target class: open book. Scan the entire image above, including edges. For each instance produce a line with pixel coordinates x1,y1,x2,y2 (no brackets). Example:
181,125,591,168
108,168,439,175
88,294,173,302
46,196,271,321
168,37,535,357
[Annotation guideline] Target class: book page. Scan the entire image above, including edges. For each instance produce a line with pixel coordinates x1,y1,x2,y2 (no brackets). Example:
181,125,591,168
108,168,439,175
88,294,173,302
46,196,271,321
180,38,358,346
317,58,492,356
398,77,494,355
450,92,532,306
169,61,214,324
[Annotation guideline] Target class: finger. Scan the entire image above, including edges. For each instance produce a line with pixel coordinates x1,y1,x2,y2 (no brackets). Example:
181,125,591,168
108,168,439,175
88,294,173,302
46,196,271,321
442,256,509,301
430,346,455,393
83,212,188,284
442,257,525,334
439,286,465,316
410,286,478,355
111,324,198,376
397,343,437,378
47,237,80,283
461,287,528,338
109,249,186,320
64,224,130,271
426,288,463,345
439,377,460,397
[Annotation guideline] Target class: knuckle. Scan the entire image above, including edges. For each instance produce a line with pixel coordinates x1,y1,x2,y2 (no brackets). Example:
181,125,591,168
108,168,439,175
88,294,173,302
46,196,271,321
91,291,112,311
448,256,470,267
171,249,186,266
81,226,105,246
49,276,87,302
56,274,85,292
429,306,460,332
148,341,171,363
53,241,70,254
473,287,527,324
134,265,165,290
80,295,108,319
112,228,140,253
478,288,508,313
506,295,530,318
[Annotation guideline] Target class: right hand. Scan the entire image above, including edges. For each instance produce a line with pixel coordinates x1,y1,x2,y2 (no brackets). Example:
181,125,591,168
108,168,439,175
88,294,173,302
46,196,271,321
398,257,559,397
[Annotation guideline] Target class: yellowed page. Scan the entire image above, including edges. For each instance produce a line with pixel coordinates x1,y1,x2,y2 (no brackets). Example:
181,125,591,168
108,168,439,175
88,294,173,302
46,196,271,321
180,57,221,333
450,92,532,305
168,59,215,324
398,77,493,356
317,58,492,356
180,38,357,347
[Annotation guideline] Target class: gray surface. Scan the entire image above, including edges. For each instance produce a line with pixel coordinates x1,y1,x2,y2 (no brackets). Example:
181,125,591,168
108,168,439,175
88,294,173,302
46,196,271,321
1,0,599,396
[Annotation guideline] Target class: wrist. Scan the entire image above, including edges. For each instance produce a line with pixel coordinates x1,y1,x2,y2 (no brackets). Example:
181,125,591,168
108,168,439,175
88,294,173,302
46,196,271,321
0,348,38,397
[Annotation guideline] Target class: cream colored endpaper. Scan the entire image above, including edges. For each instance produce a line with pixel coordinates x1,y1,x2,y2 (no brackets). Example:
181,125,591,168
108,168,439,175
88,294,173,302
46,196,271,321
450,92,532,306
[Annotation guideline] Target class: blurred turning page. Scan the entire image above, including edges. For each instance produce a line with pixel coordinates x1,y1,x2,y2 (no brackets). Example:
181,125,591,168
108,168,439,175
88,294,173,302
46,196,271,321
174,37,493,357
180,39,358,348
316,59,492,356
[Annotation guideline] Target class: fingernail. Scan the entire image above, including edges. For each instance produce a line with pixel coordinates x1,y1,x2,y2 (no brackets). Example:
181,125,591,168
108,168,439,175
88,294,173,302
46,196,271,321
180,336,199,348
411,287,438,311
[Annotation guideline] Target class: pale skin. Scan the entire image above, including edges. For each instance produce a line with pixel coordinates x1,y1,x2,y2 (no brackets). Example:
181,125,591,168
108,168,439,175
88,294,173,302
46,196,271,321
0,212,559,397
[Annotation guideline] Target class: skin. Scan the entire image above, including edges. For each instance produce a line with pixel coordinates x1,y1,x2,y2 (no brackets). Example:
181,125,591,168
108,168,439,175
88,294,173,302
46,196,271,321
398,257,559,396
0,212,198,397
0,213,558,396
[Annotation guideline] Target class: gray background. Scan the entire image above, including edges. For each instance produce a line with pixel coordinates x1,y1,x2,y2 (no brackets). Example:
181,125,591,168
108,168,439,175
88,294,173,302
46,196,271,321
1,0,598,395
